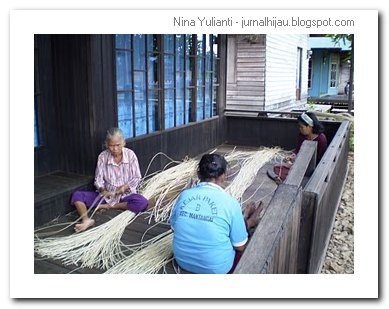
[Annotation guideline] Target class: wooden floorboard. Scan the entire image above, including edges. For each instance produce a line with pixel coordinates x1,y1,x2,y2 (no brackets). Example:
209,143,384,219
34,144,278,274
35,172,92,203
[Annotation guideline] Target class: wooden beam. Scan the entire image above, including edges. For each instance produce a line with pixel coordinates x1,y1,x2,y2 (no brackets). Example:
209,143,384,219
284,140,317,187
304,121,350,198
234,184,300,274
297,191,317,273
302,120,350,273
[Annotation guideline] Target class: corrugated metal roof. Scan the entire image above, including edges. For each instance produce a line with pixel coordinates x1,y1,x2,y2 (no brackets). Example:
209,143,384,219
309,36,351,51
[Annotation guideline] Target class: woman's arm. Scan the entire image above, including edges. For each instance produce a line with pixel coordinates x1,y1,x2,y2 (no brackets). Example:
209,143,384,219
230,201,249,253
94,152,106,191
127,151,142,193
316,133,328,162
115,184,129,196
233,243,246,252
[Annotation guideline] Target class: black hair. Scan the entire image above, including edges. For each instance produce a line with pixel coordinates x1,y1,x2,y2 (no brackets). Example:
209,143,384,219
297,112,325,134
197,154,227,181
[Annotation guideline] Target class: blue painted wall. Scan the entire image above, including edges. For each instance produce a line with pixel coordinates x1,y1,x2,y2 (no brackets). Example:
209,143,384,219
308,49,330,97
309,49,342,98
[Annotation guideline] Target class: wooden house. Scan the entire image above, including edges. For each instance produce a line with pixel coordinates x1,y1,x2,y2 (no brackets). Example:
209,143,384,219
308,35,352,98
226,34,310,114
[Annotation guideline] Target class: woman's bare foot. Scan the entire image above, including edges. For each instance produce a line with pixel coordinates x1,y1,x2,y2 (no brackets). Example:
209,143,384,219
245,201,264,230
243,202,256,220
267,169,282,185
74,218,95,233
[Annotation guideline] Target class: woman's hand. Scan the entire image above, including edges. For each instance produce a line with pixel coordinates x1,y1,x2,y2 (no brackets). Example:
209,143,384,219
100,189,115,198
115,184,129,196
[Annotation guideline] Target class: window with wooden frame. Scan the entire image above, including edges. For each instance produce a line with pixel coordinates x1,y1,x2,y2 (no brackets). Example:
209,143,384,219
175,34,186,126
115,34,135,139
34,35,41,148
164,35,175,129
329,54,339,88
212,35,220,117
115,34,219,139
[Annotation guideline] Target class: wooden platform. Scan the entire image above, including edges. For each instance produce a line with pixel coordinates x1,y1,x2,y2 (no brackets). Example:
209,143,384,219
35,171,93,227
34,210,174,274
34,144,279,274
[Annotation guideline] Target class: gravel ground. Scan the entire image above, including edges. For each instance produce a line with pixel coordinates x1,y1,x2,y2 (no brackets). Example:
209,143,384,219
321,152,354,274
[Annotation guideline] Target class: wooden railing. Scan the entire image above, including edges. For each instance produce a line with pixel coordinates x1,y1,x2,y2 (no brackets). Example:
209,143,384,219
309,98,353,113
233,121,350,274
285,140,317,188
234,184,302,274
301,121,350,273
233,141,317,274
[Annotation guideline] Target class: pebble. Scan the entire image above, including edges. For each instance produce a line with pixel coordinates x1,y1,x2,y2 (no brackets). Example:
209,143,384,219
321,154,354,274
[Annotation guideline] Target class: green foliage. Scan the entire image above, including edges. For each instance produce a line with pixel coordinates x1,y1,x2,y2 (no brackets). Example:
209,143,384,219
325,34,352,46
306,99,316,111
325,34,353,60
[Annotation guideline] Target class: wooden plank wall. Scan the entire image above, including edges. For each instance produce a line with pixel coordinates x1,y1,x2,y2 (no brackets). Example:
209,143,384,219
126,117,225,176
51,35,94,175
35,34,227,178
226,35,266,113
49,35,117,176
298,121,350,273
234,184,302,274
226,115,341,151
265,34,309,110
34,35,60,176
87,35,118,165
34,34,119,176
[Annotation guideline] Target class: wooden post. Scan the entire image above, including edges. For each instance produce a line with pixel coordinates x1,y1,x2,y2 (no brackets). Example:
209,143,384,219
348,34,354,114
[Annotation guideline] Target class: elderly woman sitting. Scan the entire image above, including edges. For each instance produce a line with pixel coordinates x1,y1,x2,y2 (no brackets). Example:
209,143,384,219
70,127,148,233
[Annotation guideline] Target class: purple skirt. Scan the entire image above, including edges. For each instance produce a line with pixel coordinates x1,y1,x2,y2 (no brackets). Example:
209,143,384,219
70,191,148,213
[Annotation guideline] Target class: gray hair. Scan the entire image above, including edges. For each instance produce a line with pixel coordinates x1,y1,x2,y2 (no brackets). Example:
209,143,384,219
105,127,125,145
